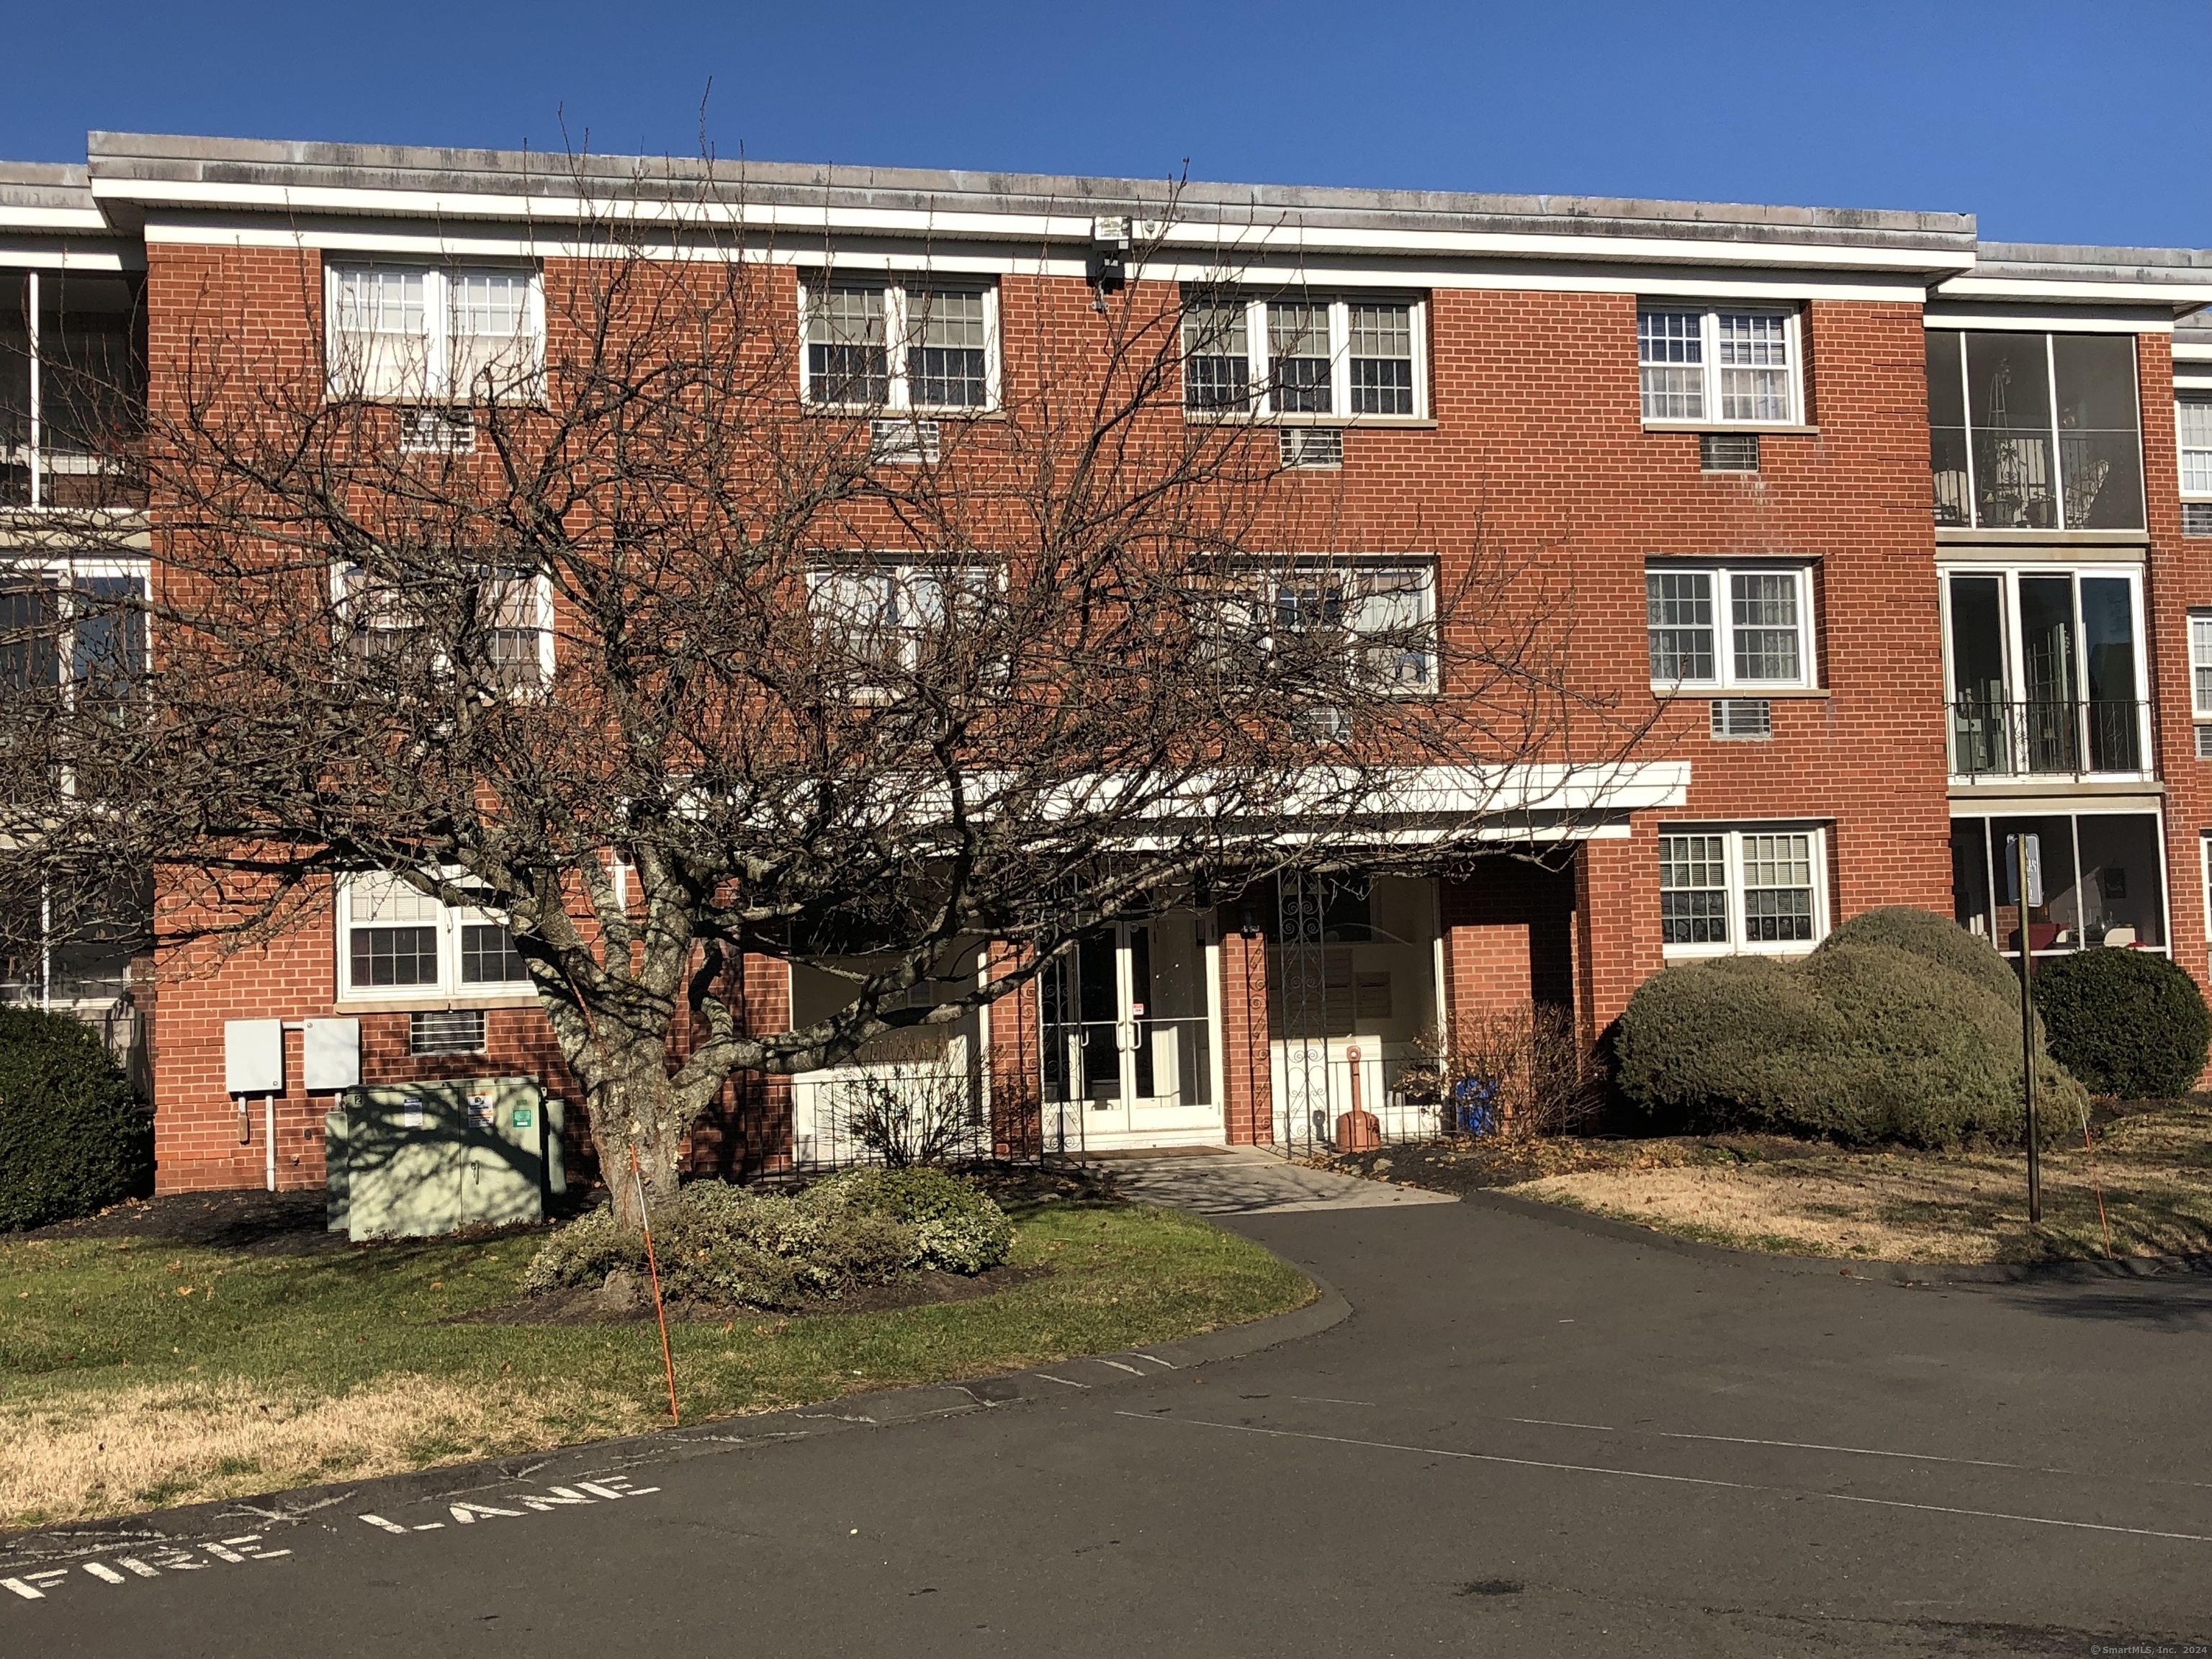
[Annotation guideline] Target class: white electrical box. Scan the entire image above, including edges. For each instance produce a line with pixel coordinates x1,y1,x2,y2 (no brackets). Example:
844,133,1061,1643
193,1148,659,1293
223,1019,285,1095
302,1017,361,1092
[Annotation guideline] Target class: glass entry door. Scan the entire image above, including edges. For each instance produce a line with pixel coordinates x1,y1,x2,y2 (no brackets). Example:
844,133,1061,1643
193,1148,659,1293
1041,914,1217,1146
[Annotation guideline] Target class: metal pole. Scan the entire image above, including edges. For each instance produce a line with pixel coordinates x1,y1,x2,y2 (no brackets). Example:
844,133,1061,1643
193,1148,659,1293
2016,833,2041,1224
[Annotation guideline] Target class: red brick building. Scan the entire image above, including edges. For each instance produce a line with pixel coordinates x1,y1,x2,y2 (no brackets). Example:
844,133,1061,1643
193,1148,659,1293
4,134,2208,1193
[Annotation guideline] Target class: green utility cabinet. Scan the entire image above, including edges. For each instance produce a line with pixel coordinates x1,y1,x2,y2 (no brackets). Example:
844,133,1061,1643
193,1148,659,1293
326,1077,565,1241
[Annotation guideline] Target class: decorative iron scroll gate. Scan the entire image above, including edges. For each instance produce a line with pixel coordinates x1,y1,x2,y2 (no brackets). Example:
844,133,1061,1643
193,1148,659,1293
1274,872,1335,1155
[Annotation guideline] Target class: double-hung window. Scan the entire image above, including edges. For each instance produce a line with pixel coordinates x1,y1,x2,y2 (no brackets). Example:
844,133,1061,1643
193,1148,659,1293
1659,827,1826,956
338,871,531,1000
1638,305,1800,425
1646,562,1815,691
2180,395,2212,536
806,559,999,690
800,279,999,413
1207,557,1438,693
331,562,553,693
1181,300,1251,410
2191,611,2212,758
325,263,543,403
1180,291,1427,420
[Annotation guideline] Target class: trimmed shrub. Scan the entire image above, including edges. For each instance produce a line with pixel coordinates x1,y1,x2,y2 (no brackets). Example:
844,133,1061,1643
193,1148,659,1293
1824,906,2026,1007
1614,920,2085,1149
523,1168,1013,1308
0,1005,153,1231
2031,948,2211,1098
810,1166,1017,1274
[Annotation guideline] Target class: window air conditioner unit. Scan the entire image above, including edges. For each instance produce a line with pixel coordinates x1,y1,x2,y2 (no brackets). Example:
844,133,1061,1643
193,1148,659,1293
1700,432,1759,472
1280,427,1343,469
871,419,941,465
410,1008,488,1054
1710,698,1773,740
2185,502,2212,538
398,408,476,454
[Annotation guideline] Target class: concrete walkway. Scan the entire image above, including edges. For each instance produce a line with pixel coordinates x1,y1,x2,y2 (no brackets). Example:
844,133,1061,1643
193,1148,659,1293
1087,1145,1459,1213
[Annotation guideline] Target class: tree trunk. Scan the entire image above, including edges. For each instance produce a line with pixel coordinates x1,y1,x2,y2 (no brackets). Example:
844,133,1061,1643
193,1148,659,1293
585,1033,688,1236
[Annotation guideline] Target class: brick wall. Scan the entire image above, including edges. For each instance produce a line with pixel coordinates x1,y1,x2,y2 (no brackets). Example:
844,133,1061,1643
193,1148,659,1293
130,245,2046,1187
1215,920,1274,1145
1440,859,1578,1020
2139,332,2211,1003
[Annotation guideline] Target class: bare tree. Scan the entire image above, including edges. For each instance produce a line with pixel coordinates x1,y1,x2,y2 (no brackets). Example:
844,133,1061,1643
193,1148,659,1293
0,156,1658,1231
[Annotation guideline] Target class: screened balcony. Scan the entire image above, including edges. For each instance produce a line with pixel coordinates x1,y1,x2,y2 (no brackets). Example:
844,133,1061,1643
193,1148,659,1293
1,269,147,509
1944,567,2152,781
1928,331,2144,532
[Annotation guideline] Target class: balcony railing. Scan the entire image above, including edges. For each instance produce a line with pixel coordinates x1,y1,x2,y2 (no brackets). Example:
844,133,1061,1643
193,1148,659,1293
1930,426,2144,531
1,438,149,511
1948,697,2147,779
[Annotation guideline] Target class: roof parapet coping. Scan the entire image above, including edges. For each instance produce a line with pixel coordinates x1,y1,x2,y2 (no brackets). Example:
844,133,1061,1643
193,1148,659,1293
81,130,1979,259
1973,239,2212,285
0,160,96,214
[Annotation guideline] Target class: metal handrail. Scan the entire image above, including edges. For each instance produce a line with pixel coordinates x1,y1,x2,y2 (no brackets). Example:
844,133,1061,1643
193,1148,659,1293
1948,696,2147,779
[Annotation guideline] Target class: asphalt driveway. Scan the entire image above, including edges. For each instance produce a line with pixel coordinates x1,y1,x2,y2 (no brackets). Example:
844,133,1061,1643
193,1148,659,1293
8,1190,2209,1657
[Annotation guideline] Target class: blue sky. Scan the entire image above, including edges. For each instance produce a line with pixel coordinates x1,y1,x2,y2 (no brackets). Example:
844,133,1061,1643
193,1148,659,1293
6,0,2206,247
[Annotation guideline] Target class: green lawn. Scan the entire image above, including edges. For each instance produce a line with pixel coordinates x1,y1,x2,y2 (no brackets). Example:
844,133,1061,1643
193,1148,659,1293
0,1196,1310,1528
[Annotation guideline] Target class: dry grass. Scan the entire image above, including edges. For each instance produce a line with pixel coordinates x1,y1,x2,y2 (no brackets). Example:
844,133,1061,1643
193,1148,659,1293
1506,1101,2212,1264
1,1197,1308,1528
0,1377,654,1524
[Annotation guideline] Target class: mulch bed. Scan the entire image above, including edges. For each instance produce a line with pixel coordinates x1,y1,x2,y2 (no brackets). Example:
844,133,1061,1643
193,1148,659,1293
462,1262,1050,1326
12,1161,1119,1259
17,1190,356,1256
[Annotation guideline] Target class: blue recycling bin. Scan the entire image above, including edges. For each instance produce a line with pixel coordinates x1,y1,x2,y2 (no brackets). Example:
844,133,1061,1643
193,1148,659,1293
1453,1077,1501,1137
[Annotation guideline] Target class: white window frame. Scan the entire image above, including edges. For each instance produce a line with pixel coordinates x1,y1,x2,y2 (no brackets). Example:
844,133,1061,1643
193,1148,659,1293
1637,304,1804,427
2180,395,2212,501
1938,562,2152,782
797,277,1002,415
2200,830,2212,953
329,562,554,694
1179,291,1430,423
4,269,144,510
323,261,546,405
2190,610,2212,759
805,557,1007,694
0,554,150,704
1658,825,1829,959
1207,556,1440,696
1645,560,1817,693
333,872,533,1004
